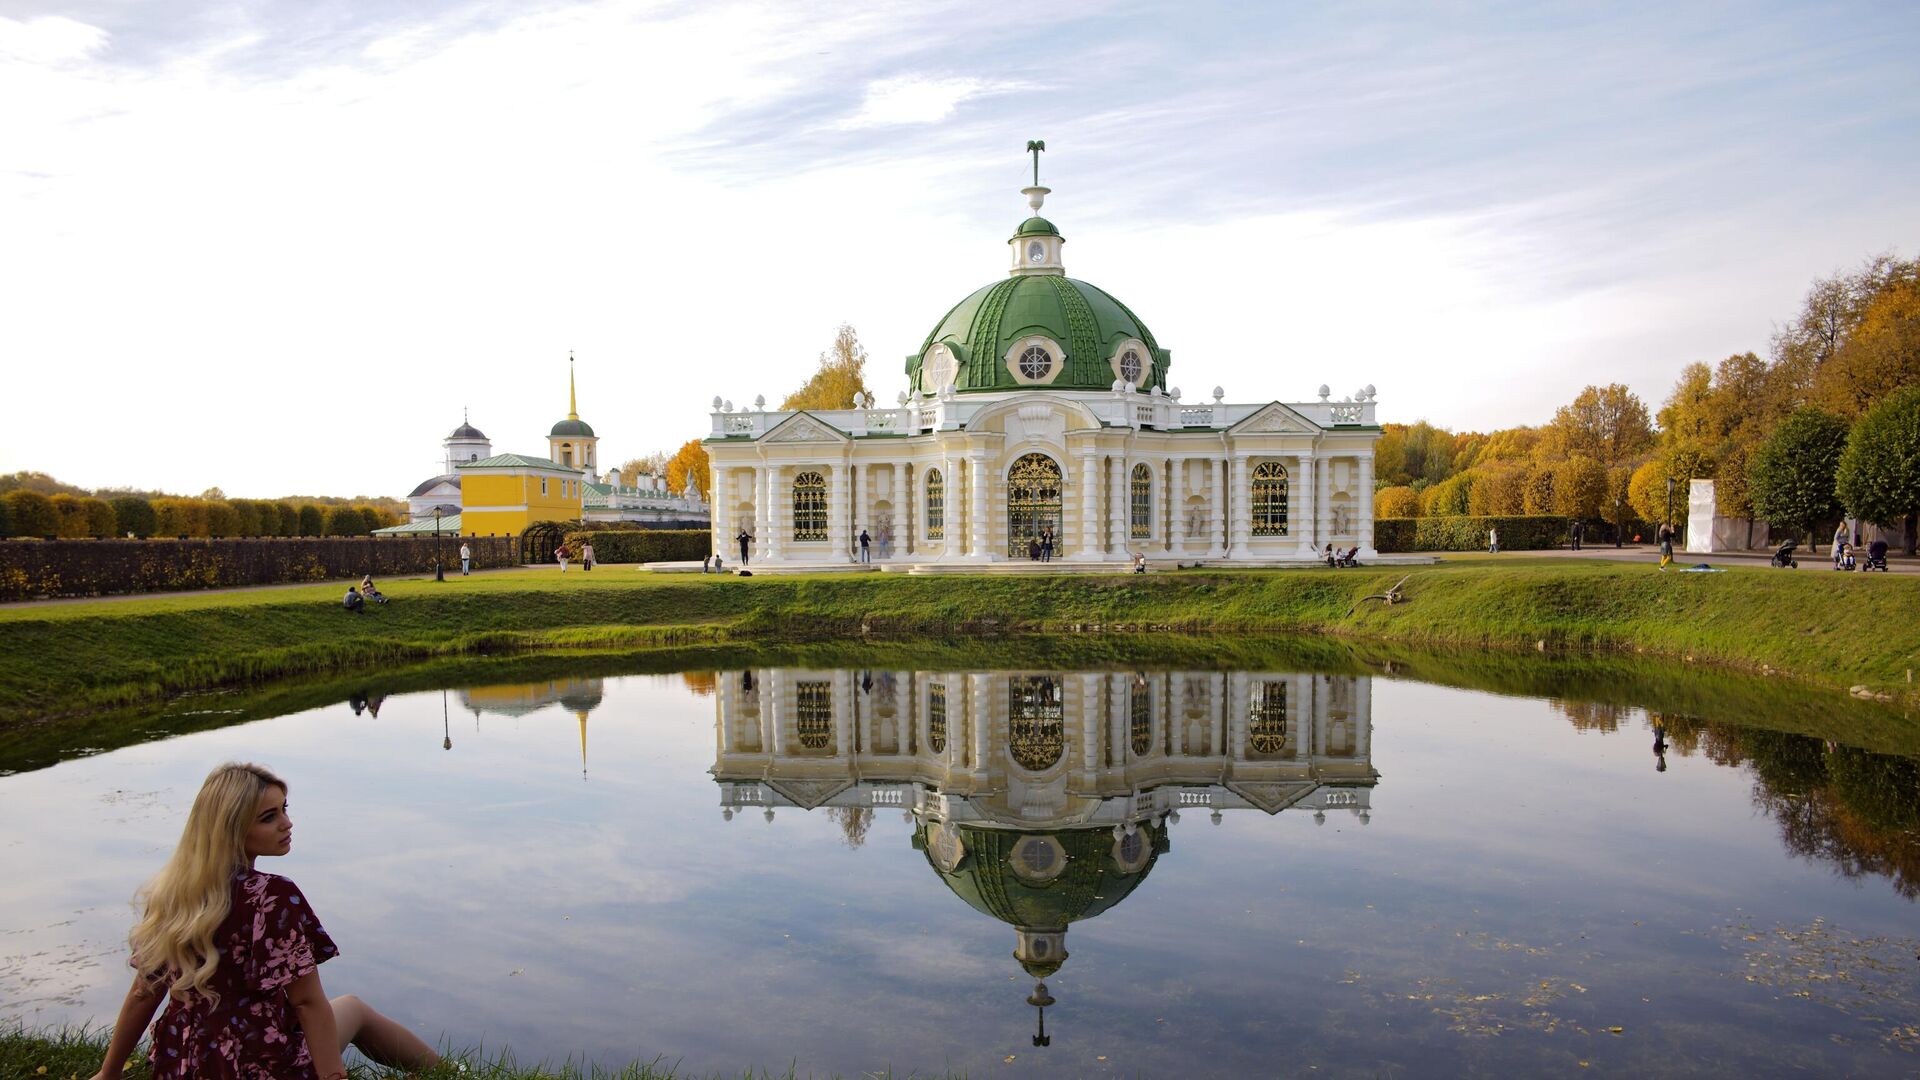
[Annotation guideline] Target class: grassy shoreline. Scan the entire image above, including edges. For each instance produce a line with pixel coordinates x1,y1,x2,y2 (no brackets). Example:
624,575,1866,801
2,560,1918,729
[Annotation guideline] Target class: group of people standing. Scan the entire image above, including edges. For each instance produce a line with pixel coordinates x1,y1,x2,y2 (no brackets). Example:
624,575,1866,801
552,540,596,572
1024,527,1058,562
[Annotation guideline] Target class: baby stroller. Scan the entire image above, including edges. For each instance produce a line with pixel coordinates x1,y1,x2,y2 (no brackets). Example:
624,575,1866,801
1863,539,1890,572
1769,540,1798,569
1336,546,1362,568
1834,542,1856,572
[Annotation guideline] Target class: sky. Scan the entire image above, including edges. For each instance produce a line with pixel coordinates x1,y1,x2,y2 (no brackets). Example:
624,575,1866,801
3,0,1918,498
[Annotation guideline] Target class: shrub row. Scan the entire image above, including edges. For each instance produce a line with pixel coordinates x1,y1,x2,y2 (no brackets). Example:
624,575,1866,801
0,536,517,601
561,529,711,564
1376,515,1581,552
0,491,401,539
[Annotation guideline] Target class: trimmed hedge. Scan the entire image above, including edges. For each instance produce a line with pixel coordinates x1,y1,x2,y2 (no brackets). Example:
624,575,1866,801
1376,515,1576,552
0,536,518,601
562,529,710,564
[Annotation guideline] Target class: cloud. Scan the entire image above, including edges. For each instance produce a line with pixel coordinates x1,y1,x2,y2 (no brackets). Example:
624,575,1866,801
834,74,992,129
0,15,108,65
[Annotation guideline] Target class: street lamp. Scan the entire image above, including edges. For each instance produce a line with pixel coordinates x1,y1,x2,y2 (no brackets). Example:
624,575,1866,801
429,504,460,582
1663,476,1675,541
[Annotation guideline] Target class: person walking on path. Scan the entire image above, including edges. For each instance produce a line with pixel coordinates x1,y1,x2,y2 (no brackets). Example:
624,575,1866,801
1487,527,1499,555
85,762,441,1080
1570,519,1584,551
1833,522,1850,569
736,530,752,565
858,529,871,564
555,543,571,572
458,541,471,576
1657,523,1675,570
581,540,596,572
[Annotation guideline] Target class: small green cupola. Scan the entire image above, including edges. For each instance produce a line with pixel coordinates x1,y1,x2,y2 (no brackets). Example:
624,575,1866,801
1009,139,1065,276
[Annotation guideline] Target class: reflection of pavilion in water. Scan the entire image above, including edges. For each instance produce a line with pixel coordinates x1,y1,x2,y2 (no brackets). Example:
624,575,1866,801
711,668,1377,1042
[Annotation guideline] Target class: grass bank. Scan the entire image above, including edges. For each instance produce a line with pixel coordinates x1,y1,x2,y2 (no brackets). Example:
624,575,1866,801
2,560,1918,728
0,1026,954,1080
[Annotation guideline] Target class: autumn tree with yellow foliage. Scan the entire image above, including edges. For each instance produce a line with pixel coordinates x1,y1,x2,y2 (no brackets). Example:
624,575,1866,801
781,324,872,412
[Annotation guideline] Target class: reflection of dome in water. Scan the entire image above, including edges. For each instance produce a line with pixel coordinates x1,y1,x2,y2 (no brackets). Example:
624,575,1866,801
460,677,605,719
914,818,1166,977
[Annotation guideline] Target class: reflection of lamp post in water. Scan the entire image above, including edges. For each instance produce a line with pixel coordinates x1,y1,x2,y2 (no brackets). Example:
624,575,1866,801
1026,981,1054,1047
441,689,451,751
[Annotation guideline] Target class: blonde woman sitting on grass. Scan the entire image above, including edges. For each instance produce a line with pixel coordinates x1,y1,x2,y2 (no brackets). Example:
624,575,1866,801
89,762,441,1080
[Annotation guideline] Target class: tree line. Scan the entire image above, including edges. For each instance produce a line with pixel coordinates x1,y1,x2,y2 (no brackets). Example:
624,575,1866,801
1373,254,1920,551
0,490,402,540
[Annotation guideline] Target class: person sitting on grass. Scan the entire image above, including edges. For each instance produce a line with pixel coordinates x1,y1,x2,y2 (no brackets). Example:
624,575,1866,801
358,576,387,604
342,586,364,614
86,762,442,1080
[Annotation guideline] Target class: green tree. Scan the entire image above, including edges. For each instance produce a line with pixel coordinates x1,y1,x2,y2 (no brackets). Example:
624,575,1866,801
781,323,870,411
1657,363,1716,447
205,500,239,538
297,504,324,536
229,500,261,537
4,490,59,537
253,501,281,537
1835,385,1920,554
1522,466,1556,515
0,496,10,537
1374,485,1421,519
1545,384,1655,467
111,496,156,538
1419,472,1472,516
83,497,116,537
0,471,88,497
50,493,92,537
274,502,298,536
1748,407,1848,546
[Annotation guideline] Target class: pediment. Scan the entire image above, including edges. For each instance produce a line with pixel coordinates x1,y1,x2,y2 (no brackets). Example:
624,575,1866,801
762,412,850,444
1229,402,1319,435
1225,779,1320,815
762,776,854,810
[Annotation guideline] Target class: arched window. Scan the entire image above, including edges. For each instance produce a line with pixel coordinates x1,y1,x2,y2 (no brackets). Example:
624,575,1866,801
1018,345,1052,380
1249,681,1287,754
1129,677,1153,756
925,468,944,540
792,470,827,541
1251,461,1289,536
1130,463,1153,538
1119,349,1143,385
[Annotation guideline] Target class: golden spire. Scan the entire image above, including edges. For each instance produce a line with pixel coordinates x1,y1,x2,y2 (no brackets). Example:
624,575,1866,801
567,352,579,421
577,711,588,779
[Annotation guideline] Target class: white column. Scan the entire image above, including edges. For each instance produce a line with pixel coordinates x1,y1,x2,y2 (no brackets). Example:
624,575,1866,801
1079,451,1102,560
1209,672,1226,759
1355,677,1372,758
1108,455,1127,555
1316,457,1333,552
894,461,910,558
854,462,871,559
1208,458,1226,558
943,452,961,557
969,673,992,779
968,453,991,560
1168,457,1185,556
1107,673,1126,764
1358,452,1377,557
709,465,728,557
830,461,852,563
1230,454,1250,556
834,670,854,758
1078,673,1103,778
1294,453,1317,558
761,465,781,563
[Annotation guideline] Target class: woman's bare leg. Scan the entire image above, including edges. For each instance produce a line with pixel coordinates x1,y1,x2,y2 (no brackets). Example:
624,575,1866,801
330,993,440,1068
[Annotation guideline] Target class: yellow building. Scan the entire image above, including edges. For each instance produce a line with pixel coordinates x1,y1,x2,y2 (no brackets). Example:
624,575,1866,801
456,452,584,536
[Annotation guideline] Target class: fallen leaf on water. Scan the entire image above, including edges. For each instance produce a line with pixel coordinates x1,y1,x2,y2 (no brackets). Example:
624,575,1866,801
1003,1056,1015,1064
1606,1026,1625,1035
1096,1056,1107,1061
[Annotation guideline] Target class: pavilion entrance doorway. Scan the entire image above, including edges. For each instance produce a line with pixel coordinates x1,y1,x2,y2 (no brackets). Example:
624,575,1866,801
1007,453,1063,559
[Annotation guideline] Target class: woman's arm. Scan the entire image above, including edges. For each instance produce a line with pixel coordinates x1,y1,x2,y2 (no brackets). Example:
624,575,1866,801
88,973,164,1080
285,968,349,1080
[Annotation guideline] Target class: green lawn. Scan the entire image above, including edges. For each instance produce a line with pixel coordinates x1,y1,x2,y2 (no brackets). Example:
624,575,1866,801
1,560,1917,727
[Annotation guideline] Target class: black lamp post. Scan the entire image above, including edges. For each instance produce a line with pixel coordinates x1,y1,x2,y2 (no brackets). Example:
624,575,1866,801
429,504,460,582
1663,476,1676,541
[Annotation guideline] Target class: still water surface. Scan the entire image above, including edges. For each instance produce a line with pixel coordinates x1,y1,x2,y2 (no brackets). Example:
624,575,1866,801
2,659,1916,1077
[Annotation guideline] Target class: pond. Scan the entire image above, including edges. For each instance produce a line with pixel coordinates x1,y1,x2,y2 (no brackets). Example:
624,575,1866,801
2,649,1917,1077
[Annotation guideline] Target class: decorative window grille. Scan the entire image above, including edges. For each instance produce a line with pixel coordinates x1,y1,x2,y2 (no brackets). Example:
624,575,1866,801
927,683,947,754
796,680,832,750
1006,454,1062,558
1248,681,1288,754
1008,675,1064,771
1018,345,1053,380
1130,463,1153,538
926,469,944,539
1251,461,1289,536
1119,349,1143,384
1129,679,1153,757
792,470,827,541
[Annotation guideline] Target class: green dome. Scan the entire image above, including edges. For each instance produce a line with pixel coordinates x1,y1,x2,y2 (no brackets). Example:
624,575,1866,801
908,276,1170,394
1013,216,1059,237
914,819,1166,971
549,418,595,438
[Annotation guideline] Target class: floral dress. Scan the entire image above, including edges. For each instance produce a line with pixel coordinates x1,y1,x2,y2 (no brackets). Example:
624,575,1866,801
147,870,339,1080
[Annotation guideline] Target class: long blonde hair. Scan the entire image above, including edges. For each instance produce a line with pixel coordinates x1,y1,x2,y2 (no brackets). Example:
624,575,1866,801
130,762,286,1005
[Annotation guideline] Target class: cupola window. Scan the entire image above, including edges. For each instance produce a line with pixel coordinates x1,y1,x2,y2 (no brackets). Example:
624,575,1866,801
1018,345,1053,380
1119,349,1143,385
1027,240,1045,263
